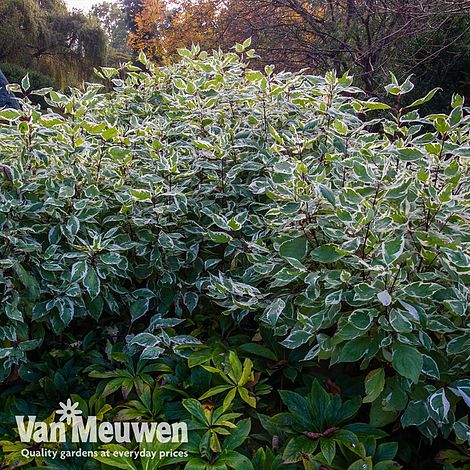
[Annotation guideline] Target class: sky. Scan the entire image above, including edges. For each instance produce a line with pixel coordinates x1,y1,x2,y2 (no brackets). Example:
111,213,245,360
65,0,116,12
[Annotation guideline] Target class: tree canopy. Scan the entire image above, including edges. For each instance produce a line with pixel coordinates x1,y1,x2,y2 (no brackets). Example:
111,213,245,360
0,0,107,87
1,0,468,99
92,1,132,65
124,0,470,97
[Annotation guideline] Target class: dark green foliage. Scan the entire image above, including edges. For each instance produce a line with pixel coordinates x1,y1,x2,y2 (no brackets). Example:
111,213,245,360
0,64,53,91
0,64,53,107
402,16,470,114
0,45,468,469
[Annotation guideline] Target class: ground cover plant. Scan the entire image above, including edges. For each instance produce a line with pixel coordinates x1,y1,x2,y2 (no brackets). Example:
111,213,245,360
0,43,469,469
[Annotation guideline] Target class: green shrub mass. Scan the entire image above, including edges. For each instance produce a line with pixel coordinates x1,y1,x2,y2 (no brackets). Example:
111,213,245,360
0,46,469,469
0,64,53,92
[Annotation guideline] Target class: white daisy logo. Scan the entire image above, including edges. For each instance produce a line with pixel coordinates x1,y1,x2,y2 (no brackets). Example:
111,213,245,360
55,399,82,425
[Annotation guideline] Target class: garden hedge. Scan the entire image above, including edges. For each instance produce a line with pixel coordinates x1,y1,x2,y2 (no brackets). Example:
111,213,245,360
0,43,469,469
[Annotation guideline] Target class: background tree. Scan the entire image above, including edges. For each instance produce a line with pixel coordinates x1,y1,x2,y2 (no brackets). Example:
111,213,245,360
119,0,146,33
0,0,44,64
1,0,468,97
0,0,107,88
127,0,470,98
159,0,224,58
127,0,169,62
399,14,470,111
247,0,470,93
92,1,132,65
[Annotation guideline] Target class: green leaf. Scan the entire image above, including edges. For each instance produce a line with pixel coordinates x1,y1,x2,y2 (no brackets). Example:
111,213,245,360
71,260,88,282
21,74,30,91
184,458,207,470
279,236,308,260
177,48,193,58
130,298,150,322
5,304,23,322
375,442,398,461
363,368,385,403
405,87,440,108
0,109,20,120
282,436,317,463
58,298,74,326
395,147,424,162
238,358,253,386
347,457,373,470
141,346,164,360
281,327,310,349
338,337,371,363
392,343,423,383
238,343,277,361
454,421,470,443
318,184,336,206
359,100,391,110
183,399,208,424
228,351,243,381
217,450,254,470
130,188,152,200
278,390,309,425
65,215,80,238
207,230,232,243
188,349,213,368
389,309,412,333
401,400,429,427
449,379,470,407
129,333,159,348
102,126,118,140
238,387,256,408
320,438,336,465
261,298,285,326
428,388,450,423
269,125,283,143
311,244,345,263
402,282,444,298
83,266,100,300
13,264,40,301
183,292,199,313
382,236,404,266
200,385,233,400
223,418,251,450
447,336,470,355
332,119,348,135
243,37,252,48
246,70,264,82
94,445,138,469
223,388,237,411
194,139,213,150
422,355,440,380
332,429,363,456
348,309,373,331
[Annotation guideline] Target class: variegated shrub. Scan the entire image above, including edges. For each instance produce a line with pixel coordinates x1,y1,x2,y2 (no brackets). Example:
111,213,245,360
0,45,468,468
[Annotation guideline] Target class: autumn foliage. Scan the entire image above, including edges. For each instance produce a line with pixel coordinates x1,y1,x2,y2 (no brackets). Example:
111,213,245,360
128,0,167,60
125,0,470,97
127,0,300,65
